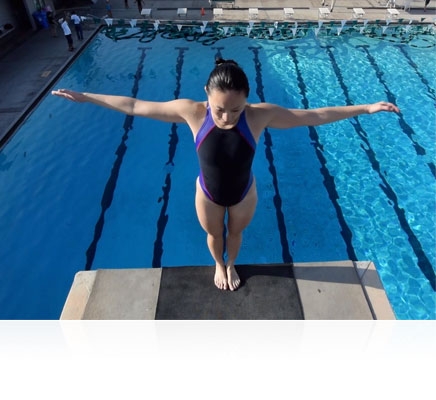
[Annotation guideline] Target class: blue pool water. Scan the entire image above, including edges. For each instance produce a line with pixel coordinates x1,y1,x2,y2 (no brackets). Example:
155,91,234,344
0,22,435,319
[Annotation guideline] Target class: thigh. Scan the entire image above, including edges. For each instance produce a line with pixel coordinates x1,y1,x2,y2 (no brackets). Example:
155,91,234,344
195,178,226,236
227,178,258,234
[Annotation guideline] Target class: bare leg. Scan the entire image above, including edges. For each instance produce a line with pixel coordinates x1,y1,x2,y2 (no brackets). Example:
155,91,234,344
226,179,258,290
195,179,228,289
207,232,228,290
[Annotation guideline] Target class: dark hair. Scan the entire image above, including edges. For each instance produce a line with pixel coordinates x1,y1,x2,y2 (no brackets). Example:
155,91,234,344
205,58,250,97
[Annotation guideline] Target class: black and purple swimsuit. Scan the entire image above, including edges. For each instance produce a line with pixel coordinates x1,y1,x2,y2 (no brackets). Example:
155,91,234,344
195,106,257,207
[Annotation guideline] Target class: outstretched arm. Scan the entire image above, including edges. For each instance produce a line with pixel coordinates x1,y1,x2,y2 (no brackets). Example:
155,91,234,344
253,101,400,130
51,89,196,123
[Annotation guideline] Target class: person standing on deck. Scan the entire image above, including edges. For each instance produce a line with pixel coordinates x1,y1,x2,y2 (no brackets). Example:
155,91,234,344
47,9,57,37
70,11,84,41
59,18,74,51
105,0,113,18
135,0,144,15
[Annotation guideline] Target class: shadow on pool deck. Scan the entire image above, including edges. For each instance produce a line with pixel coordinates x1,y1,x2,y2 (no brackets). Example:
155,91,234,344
60,261,395,320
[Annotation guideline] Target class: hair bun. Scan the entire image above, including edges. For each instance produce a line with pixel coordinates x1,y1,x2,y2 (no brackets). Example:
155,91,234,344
215,58,238,67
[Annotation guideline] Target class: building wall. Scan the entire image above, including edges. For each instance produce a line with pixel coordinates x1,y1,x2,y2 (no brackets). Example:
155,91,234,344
0,1,14,25
0,1,21,39
0,0,59,53
0,1,56,32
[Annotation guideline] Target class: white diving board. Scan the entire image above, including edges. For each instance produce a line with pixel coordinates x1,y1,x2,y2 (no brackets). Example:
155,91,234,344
140,8,152,17
284,8,295,18
213,8,223,17
353,8,365,19
386,8,400,19
177,8,187,17
249,8,258,19
318,7,330,19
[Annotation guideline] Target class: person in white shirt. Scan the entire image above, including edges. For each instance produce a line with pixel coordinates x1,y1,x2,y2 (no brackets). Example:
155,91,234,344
59,18,74,51
70,11,83,41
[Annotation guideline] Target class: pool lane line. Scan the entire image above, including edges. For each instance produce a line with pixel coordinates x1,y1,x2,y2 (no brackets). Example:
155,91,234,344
84,47,151,271
395,45,436,103
358,45,435,179
211,46,224,60
323,45,435,291
249,46,293,264
287,46,358,262
152,47,188,268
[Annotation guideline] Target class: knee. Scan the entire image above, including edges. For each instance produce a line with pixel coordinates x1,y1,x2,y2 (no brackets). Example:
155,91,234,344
226,226,243,238
207,228,225,240
227,217,251,237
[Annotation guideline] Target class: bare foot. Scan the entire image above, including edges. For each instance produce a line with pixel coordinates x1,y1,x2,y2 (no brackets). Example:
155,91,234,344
214,264,228,290
226,264,241,291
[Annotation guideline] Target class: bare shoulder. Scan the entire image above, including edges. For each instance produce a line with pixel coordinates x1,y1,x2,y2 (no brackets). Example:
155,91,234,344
246,102,283,118
174,99,206,116
176,100,207,135
245,103,282,135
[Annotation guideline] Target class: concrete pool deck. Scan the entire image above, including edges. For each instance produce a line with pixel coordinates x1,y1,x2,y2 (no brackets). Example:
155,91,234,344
92,0,435,23
2,0,430,319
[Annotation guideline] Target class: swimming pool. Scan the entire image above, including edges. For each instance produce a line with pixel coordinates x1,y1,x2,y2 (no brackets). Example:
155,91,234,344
1,21,435,319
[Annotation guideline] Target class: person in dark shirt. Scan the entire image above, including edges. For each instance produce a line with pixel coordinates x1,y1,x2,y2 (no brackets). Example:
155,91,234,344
135,0,143,14
105,0,113,18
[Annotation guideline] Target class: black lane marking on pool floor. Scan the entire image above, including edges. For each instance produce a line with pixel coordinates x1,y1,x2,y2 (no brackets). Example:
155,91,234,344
249,46,293,264
358,45,435,179
324,45,435,291
152,47,188,268
395,45,436,103
84,47,151,271
287,46,357,261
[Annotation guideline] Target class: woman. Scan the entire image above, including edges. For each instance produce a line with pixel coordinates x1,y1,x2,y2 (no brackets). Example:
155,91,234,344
52,58,399,291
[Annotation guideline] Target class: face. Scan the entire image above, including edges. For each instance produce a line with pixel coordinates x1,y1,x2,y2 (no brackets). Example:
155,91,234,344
206,88,247,129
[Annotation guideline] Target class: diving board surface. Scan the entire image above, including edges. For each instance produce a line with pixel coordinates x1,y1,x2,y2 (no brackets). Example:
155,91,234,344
155,265,303,319
61,261,395,320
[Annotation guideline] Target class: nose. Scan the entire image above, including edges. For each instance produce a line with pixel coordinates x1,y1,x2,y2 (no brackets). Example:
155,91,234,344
221,112,230,122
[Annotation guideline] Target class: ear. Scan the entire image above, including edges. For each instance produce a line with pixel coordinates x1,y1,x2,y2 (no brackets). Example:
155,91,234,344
204,86,208,95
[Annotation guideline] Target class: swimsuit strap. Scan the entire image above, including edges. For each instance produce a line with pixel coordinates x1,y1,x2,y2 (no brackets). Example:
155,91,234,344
195,105,256,150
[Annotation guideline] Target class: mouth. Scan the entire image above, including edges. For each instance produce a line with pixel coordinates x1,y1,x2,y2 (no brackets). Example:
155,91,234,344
218,119,235,128
211,113,237,129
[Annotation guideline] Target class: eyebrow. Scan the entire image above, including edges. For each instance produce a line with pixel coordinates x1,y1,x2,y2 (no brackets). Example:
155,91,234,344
216,106,242,111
